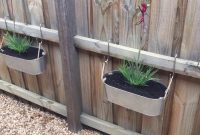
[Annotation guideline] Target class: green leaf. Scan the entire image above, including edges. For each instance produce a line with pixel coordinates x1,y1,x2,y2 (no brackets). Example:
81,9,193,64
4,32,31,54
118,53,158,86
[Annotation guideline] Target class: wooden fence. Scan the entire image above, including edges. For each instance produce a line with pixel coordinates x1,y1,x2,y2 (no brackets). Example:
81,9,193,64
0,0,200,135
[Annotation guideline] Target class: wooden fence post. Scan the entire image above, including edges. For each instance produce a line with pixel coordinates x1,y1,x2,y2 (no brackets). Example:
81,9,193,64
54,0,82,132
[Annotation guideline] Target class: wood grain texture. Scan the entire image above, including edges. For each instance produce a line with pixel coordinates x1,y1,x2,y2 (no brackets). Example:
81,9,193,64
74,36,200,79
28,0,56,100
115,0,142,132
0,0,11,83
55,0,82,132
169,0,200,135
91,0,113,123
142,0,178,135
22,0,40,94
42,0,65,104
112,0,138,131
0,0,9,17
81,113,142,135
192,98,200,135
75,0,92,114
0,79,67,117
147,0,178,56
9,0,26,22
119,0,141,48
6,0,26,88
0,18,59,43
165,0,188,135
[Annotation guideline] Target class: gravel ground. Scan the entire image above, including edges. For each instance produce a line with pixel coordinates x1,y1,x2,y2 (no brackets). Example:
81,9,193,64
0,92,103,135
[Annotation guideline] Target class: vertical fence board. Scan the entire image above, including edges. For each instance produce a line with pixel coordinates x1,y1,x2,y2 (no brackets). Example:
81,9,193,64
192,99,200,135
165,0,188,135
0,0,11,83
27,0,56,100
113,0,142,132
21,0,40,94
6,0,26,88
55,0,82,131
142,0,178,135
75,0,92,115
119,0,141,48
91,0,113,122
0,0,9,17
42,0,65,104
169,0,200,135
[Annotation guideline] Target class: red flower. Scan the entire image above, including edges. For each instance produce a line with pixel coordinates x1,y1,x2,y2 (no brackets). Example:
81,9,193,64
140,3,147,15
136,3,148,25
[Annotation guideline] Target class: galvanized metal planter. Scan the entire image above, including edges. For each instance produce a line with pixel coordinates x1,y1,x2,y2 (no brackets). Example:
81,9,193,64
103,71,173,116
0,47,47,75
102,71,173,116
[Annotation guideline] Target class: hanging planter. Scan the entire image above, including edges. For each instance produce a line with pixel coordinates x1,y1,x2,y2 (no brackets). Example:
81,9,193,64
0,45,47,75
101,44,175,116
0,20,47,75
102,70,173,116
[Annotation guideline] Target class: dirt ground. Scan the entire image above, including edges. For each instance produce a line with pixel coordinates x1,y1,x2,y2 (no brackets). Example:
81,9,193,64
0,92,104,135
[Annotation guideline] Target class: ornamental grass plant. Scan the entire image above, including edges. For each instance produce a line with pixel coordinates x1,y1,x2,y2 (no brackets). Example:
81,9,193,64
4,32,31,54
119,50,158,86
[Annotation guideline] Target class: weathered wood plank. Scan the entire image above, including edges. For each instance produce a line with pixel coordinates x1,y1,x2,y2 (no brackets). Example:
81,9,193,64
6,0,26,89
116,0,142,132
74,36,200,79
192,98,200,135
0,0,11,83
10,0,26,22
28,0,56,100
119,0,141,48
91,0,113,123
0,53,11,82
169,1,200,134
22,0,40,94
162,0,188,135
41,0,65,103
147,0,178,56
75,0,92,114
0,18,59,42
0,0,9,17
55,0,82,132
142,0,178,134
0,79,67,116
169,76,200,135
81,113,142,135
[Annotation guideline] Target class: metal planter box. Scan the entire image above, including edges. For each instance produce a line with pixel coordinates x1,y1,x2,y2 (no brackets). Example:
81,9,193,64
103,71,173,116
0,48,47,75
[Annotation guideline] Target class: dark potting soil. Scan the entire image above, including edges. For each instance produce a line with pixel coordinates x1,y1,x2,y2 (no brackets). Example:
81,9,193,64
0,46,44,60
104,71,167,99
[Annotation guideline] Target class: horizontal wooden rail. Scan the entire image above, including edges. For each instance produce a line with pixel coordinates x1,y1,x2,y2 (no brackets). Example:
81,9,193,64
0,80,67,116
0,80,139,135
0,18,59,43
80,113,141,135
74,35,200,79
1,19,199,79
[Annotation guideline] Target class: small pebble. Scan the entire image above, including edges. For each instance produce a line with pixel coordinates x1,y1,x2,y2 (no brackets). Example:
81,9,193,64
0,93,102,135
